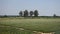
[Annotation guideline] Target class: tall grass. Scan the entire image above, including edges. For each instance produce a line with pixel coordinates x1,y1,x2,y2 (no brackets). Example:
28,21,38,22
0,18,60,34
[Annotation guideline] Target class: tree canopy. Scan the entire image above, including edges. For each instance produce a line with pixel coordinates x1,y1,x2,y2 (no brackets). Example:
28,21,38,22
19,10,39,17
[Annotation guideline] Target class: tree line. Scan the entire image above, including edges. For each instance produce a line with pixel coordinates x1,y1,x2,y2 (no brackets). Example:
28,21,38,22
19,10,39,17
0,9,59,18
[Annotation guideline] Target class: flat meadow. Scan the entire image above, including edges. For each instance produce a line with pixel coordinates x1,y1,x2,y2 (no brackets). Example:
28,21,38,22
0,17,60,34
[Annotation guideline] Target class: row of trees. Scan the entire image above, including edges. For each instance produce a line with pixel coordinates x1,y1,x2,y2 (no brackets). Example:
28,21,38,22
19,10,39,17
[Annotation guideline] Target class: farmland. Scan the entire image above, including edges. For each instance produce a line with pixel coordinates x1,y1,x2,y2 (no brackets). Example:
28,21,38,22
0,17,60,34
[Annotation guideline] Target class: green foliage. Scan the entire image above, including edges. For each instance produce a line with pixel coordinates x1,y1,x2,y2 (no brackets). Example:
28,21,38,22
24,10,28,17
34,10,39,17
30,11,34,17
19,11,23,16
53,14,57,18
19,10,39,17
4,15,7,17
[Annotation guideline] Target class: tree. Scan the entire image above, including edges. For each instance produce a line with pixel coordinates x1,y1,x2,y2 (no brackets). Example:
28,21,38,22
24,10,28,17
30,11,34,17
34,10,39,17
4,15,7,17
19,11,23,16
53,14,56,18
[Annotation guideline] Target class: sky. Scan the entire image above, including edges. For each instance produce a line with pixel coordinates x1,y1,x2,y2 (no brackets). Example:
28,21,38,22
0,0,60,16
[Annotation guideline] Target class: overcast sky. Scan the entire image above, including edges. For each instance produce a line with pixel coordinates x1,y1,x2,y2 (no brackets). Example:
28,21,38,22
0,0,60,16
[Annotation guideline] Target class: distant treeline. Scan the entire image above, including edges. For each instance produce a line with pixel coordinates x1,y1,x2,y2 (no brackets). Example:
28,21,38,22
0,10,60,18
0,15,60,18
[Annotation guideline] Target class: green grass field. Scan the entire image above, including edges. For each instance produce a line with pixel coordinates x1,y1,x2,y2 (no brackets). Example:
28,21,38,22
0,17,60,34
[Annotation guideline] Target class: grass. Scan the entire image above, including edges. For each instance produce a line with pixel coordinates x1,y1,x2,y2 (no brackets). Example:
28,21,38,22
0,17,60,34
